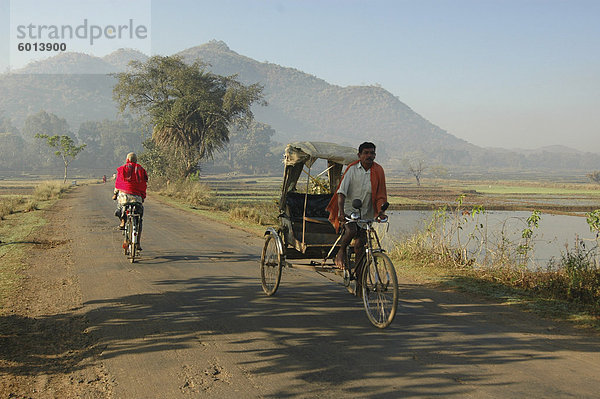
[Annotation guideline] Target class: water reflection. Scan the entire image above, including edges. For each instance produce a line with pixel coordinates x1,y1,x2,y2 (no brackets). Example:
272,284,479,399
381,210,599,268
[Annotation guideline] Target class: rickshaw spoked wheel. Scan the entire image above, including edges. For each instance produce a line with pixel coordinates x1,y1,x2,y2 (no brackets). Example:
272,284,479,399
362,252,398,328
261,230,284,296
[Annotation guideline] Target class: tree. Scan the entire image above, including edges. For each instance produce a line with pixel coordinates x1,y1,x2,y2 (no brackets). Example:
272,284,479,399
138,138,187,180
0,113,25,170
0,112,18,136
113,56,265,178
77,117,146,169
0,132,26,170
21,111,74,168
404,156,427,186
225,121,279,173
35,134,86,183
587,171,600,184
22,110,70,141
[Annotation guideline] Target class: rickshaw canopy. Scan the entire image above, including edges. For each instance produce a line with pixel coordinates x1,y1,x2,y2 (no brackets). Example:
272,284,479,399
280,141,358,219
284,142,358,168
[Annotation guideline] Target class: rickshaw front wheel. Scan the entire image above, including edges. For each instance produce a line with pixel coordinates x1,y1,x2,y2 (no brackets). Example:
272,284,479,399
261,231,284,296
362,252,398,328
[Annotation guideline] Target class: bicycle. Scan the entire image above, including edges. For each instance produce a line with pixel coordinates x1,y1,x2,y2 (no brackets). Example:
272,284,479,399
122,202,143,263
340,199,398,328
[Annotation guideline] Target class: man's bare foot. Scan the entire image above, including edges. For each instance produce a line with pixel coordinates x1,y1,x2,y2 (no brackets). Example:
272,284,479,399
334,254,345,269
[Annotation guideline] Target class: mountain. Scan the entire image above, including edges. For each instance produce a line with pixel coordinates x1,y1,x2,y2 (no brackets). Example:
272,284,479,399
176,41,478,161
1,40,599,173
15,52,116,74
1,42,476,161
13,48,149,74
0,72,116,129
506,145,585,155
102,48,149,70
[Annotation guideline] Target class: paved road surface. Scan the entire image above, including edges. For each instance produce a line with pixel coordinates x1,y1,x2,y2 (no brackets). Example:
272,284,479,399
67,184,600,397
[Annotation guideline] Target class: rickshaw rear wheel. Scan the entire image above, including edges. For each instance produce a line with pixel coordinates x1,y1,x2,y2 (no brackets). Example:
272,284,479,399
261,231,284,296
362,252,398,328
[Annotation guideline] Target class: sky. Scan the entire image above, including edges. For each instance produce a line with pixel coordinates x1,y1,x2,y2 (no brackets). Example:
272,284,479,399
1,0,599,152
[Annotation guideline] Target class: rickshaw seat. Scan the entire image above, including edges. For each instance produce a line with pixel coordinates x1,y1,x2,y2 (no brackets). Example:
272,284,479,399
285,192,337,244
285,192,332,220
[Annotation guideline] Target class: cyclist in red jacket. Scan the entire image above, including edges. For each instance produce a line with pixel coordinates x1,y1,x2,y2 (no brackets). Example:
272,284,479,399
112,153,148,248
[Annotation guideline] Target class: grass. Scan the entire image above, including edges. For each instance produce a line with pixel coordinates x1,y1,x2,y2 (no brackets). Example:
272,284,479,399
398,264,600,330
151,194,270,236
228,203,278,225
150,177,278,234
388,209,600,330
0,209,49,304
0,180,70,307
387,195,426,206
0,197,24,219
32,180,71,201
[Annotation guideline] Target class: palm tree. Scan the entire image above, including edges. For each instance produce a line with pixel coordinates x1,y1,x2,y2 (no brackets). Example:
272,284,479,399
113,56,264,177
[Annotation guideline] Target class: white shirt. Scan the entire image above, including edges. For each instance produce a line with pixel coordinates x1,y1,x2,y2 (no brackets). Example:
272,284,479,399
337,162,374,219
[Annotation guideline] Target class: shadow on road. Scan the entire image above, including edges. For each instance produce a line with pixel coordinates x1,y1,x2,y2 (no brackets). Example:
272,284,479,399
146,250,260,264
0,311,99,376
3,268,599,397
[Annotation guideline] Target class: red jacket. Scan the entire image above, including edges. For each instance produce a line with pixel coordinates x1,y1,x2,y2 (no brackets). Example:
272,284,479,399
115,160,148,199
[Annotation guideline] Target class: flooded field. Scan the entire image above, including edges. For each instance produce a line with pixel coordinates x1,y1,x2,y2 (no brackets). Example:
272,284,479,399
383,210,599,268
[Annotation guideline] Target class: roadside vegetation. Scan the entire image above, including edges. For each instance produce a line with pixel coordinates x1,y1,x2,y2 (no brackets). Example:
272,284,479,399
149,177,277,229
389,197,600,328
0,181,71,304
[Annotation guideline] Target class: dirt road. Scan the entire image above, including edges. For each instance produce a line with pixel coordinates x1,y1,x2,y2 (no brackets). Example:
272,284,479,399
3,183,600,398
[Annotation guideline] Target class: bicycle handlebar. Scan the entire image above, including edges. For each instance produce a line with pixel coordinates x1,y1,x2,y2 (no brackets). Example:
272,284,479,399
344,215,388,224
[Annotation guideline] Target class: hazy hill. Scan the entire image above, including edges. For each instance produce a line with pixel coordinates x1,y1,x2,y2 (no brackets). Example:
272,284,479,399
101,48,149,70
0,73,116,129
2,41,477,160
177,41,478,160
0,41,598,173
507,145,585,155
0,49,148,128
14,48,149,74
15,52,116,74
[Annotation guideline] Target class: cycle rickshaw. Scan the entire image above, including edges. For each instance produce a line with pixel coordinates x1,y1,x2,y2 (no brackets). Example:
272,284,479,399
260,141,398,328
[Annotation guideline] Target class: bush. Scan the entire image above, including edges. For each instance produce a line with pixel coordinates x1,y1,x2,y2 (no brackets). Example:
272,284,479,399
155,178,226,210
588,171,600,184
23,199,38,212
33,181,69,201
0,197,23,219
558,244,600,305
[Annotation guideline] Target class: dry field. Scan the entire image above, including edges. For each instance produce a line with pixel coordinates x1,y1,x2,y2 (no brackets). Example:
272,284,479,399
202,174,600,214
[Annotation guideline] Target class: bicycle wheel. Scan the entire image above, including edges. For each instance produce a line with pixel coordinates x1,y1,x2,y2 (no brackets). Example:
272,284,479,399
123,217,130,256
128,217,136,263
362,252,398,328
261,231,284,296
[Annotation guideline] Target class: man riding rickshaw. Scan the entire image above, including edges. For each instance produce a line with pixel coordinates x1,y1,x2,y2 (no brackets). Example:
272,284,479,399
260,141,398,328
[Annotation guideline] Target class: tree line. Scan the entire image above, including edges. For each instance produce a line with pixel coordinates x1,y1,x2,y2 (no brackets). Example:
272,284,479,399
0,56,284,180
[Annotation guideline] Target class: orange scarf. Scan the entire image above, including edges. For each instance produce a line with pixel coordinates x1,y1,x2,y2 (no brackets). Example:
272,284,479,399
326,160,387,232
